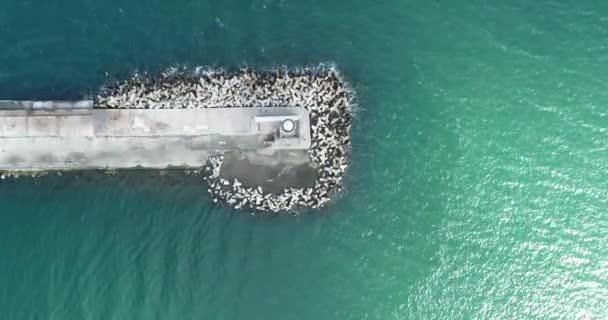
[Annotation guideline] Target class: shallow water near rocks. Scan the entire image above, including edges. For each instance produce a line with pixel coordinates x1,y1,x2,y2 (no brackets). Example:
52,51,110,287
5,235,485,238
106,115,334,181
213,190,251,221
1,0,608,319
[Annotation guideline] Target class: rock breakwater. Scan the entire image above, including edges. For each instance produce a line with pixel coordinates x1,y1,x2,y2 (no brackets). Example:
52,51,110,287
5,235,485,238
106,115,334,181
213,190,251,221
96,66,354,213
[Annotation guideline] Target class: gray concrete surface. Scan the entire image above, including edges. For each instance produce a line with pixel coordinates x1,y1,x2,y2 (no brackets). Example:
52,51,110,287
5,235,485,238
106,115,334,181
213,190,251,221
0,104,311,170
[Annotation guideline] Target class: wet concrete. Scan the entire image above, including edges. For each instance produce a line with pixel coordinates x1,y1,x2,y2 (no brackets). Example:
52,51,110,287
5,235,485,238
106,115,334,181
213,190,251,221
219,150,317,193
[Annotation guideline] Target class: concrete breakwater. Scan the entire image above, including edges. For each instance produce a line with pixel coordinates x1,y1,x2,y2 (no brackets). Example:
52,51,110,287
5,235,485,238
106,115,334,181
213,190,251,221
97,66,354,213
0,107,310,171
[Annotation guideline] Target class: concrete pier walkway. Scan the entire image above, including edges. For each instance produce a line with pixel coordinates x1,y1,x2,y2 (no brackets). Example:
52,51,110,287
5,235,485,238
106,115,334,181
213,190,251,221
0,103,310,170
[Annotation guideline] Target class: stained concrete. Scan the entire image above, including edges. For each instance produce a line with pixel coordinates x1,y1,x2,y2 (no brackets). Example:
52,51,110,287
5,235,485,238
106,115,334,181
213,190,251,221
0,105,311,170
219,150,317,193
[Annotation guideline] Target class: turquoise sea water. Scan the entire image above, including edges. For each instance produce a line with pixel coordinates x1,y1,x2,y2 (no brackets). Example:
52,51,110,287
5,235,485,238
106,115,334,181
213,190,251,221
1,1,608,319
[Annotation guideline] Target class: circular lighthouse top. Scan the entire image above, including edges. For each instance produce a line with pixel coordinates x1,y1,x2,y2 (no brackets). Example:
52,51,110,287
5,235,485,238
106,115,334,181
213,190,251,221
281,119,296,133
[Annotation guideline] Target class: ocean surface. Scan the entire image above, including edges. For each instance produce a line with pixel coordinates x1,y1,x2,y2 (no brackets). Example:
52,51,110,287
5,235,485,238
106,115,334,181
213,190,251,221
1,1,608,319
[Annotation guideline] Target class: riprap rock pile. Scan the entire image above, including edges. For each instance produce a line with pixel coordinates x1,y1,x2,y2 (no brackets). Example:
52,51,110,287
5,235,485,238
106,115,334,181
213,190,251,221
96,66,354,213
